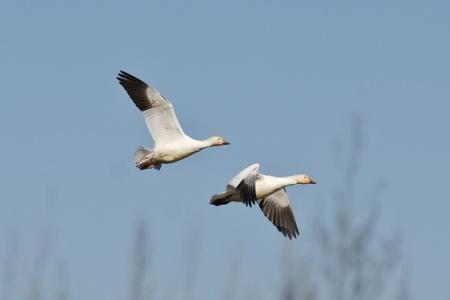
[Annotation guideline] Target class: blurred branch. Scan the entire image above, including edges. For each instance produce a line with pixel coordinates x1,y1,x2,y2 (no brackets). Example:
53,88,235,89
280,245,317,300
313,118,406,300
180,221,204,300
1,233,19,300
1,212,70,300
54,260,70,300
26,227,53,300
221,250,242,300
130,221,152,300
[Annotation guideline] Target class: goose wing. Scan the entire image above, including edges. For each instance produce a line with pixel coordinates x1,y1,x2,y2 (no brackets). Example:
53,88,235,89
227,163,259,207
117,70,186,146
259,189,299,239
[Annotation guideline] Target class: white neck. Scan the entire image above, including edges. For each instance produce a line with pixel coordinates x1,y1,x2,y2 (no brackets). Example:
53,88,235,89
192,138,214,150
283,176,299,186
264,175,297,189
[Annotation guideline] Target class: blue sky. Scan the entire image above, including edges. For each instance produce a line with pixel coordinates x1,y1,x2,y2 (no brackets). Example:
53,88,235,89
1,0,449,299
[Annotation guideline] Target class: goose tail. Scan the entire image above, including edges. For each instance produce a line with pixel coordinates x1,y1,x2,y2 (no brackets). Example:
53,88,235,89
210,190,235,206
133,146,161,171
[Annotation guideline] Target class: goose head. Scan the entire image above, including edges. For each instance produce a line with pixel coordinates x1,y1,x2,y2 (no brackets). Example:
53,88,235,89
207,136,230,147
295,174,317,185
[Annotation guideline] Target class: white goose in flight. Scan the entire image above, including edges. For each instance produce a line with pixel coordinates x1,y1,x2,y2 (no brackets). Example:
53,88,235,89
210,163,316,239
117,71,230,170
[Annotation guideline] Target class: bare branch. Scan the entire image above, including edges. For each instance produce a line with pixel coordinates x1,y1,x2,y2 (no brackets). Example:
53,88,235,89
130,221,152,300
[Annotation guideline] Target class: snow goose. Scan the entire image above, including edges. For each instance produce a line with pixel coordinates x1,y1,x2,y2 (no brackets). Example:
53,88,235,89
210,163,316,239
117,71,230,170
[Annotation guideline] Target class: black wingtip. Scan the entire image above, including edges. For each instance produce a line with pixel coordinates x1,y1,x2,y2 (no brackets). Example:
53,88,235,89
117,70,144,83
117,70,126,79
116,70,152,111
116,70,129,84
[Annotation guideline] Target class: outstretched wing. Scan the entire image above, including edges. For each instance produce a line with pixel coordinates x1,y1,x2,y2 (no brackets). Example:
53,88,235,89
227,163,259,207
259,189,300,239
117,70,186,145
227,163,259,188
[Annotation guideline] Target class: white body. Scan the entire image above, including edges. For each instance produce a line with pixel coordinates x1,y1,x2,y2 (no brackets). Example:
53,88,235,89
153,137,204,163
